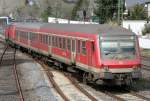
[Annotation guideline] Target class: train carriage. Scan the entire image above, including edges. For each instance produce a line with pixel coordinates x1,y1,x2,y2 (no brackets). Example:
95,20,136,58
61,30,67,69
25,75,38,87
5,22,142,85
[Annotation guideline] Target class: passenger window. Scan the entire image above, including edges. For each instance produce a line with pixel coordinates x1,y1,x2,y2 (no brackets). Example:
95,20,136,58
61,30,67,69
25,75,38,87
82,41,86,55
67,38,71,51
39,34,42,42
72,40,75,52
44,35,47,44
63,38,66,50
52,36,55,46
77,40,80,53
48,36,51,45
55,36,57,47
41,35,43,43
59,37,62,48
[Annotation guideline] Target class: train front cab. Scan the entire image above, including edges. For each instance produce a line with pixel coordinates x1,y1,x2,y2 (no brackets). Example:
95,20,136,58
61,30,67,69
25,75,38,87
98,35,142,85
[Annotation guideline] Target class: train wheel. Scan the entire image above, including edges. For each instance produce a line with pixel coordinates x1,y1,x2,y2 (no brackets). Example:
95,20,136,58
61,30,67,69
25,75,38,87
83,72,88,84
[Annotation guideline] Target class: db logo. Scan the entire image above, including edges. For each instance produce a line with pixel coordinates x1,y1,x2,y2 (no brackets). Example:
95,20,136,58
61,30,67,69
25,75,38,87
119,61,123,64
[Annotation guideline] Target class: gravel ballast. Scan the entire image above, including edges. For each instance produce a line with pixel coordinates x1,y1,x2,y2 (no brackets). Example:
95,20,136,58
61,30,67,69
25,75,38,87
16,52,63,101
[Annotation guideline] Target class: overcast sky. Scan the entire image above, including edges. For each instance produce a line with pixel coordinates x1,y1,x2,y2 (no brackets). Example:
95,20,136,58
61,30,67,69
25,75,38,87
126,0,150,7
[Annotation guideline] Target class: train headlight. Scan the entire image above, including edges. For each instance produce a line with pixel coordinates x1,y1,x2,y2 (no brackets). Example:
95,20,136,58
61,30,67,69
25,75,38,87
133,66,141,71
104,66,109,71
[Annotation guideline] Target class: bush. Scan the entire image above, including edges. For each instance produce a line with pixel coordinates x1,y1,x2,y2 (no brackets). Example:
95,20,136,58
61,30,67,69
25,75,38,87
142,24,150,35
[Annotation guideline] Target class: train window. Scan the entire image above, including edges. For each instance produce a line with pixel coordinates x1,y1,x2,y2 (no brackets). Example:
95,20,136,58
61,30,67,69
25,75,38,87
72,40,75,52
62,38,66,50
29,32,31,40
56,36,58,47
67,38,71,51
43,35,44,43
53,36,56,47
39,34,41,42
82,41,86,55
48,36,51,46
77,40,80,53
59,37,62,48
42,35,44,43
44,35,48,44
52,36,54,46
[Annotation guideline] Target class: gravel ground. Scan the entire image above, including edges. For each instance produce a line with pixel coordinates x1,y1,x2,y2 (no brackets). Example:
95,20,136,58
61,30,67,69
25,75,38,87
0,42,63,101
52,71,91,101
133,60,150,99
0,44,19,101
79,84,116,101
16,52,63,101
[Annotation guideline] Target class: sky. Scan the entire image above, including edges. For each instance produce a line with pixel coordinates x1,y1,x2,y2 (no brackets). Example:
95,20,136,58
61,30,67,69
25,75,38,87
126,0,150,7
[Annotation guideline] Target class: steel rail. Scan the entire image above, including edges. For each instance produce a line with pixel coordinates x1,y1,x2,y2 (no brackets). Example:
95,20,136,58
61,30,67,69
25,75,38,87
0,40,25,101
142,56,150,60
0,45,8,66
101,90,126,101
141,64,150,71
13,48,25,101
64,73,98,101
38,61,70,101
125,88,150,101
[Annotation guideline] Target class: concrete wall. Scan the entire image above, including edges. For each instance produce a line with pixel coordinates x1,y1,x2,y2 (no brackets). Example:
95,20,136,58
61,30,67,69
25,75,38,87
139,38,150,49
122,20,147,36
48,17,98,24
148,3,150,17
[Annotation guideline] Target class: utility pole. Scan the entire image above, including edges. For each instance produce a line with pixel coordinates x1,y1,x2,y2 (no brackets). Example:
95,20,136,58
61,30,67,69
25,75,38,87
117,0,121,25
118,0,124,25
2,0,7,16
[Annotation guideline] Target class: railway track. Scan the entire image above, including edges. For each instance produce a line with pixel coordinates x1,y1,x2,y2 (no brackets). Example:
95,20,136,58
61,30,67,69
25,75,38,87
36,59,150,101
141,56,150,61
0,42,24,101
112,89,150,101
81,83,150,101
38,61,97,101
141,56,150,71
20,48,150,101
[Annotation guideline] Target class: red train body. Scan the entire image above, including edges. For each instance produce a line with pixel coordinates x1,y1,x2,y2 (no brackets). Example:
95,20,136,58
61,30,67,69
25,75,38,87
5,22,142,85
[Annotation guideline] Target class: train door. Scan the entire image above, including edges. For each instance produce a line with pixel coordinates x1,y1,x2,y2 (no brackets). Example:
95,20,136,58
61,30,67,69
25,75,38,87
48,35,52,55
87,41,94,67
71,39,76,64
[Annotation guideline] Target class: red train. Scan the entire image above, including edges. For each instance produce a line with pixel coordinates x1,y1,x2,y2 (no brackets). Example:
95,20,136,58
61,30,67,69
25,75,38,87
5,22,142,85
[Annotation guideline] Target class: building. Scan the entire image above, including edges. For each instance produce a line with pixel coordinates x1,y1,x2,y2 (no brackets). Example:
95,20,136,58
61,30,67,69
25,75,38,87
145,2,150,17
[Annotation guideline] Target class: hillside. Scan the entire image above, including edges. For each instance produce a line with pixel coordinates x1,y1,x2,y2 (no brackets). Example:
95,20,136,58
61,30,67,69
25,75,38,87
0,0,25,16
0,0,75,19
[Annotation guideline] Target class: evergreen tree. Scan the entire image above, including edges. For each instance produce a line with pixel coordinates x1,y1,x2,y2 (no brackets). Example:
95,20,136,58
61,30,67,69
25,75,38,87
41,6,52,22
94,0,123,24
71,0,83,20
128,4,147,20
142,24,150,35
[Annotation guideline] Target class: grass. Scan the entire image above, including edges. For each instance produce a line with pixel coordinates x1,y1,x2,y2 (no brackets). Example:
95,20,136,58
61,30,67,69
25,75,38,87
141,49,150,57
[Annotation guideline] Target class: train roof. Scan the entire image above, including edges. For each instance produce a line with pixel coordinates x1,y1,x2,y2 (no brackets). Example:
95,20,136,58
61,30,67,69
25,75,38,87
13,22,135,36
